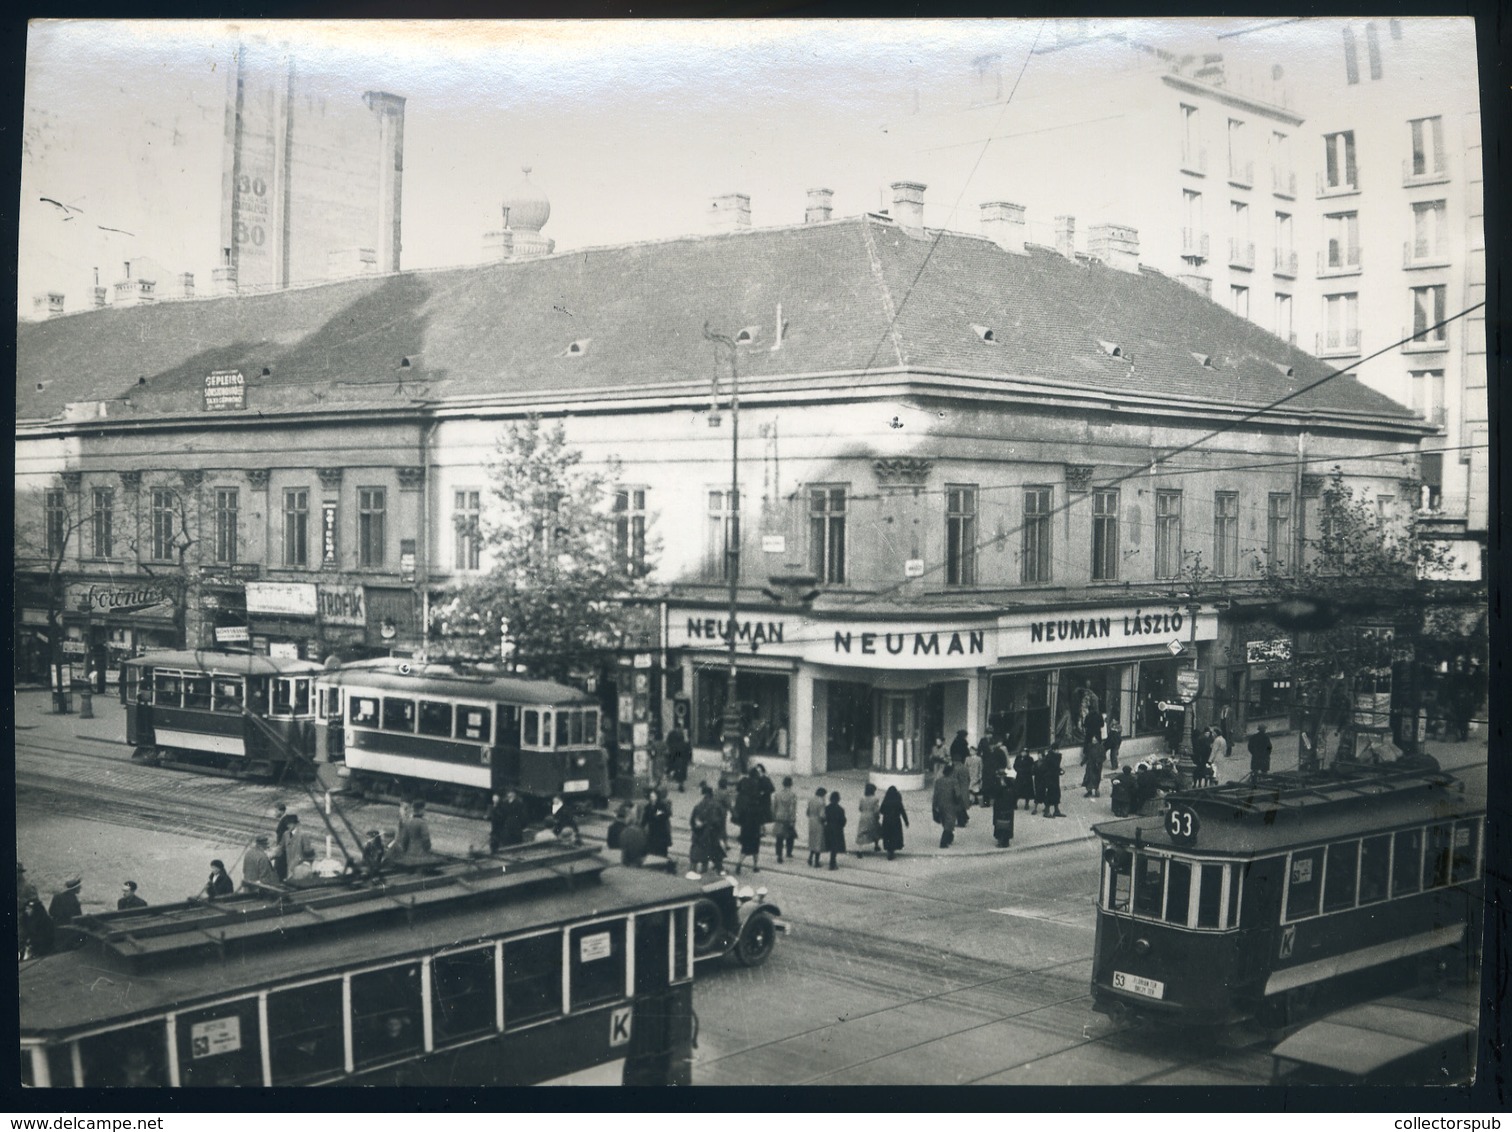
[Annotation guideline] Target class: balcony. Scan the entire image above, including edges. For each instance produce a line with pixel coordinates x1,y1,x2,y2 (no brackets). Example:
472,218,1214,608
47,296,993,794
1402,157,1449,187
1227,159,1254,189
1402,326,1449,354
1317,248,1363,277
1271,168,1297,198
1316,329,1361,357
1180,146,1207,176
1402,241,1451,270
1228,239,1255,270
1273,248,1298,277
1316,171,1361,197
1180,229,1210,263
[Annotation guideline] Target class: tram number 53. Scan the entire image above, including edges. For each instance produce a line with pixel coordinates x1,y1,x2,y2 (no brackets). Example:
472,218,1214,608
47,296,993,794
1164,803,1201,846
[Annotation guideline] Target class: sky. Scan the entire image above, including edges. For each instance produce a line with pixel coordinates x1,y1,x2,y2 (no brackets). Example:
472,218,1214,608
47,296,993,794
15,17,1478,317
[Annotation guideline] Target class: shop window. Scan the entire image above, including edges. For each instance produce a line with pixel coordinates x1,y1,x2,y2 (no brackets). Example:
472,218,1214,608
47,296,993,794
432,948,498,1046
176,998,262,1087
988,670,1051,751
91,487,115,558
1133,854,1166,918
349,695,379,725
418,699,454,738
77,1021,169,1087
1286,847,1325,920
1055,665,1119,746
1165,859,1193,924
504,932,563,1028
1392,828,1424,897
1021,486,1052,583
1450,821,1479,885
1323,840,1359,911
283,489,309,568
1197,863,1225,928
268,980,344,1085
184,675,212,711
946,485,977,586
569,920,627,1010
694,669,790,753
809,485,847,585
154,671,183,707
1358,834,1391,904
1137,660,1183,738
381,697,416,732
457,706,491,743
351,963,424,1068
213,677,244,714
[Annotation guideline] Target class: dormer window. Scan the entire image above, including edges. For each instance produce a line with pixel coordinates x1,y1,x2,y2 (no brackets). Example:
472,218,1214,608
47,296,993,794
1098,339,1122,358
400,357,412,368
562,338,592,357
736,326,761,345
1273,361,1295,377
1191,352,1213,368
972,324,997,343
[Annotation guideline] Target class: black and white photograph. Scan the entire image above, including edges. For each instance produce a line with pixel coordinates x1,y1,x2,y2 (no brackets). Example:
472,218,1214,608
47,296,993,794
13,16,1494,1096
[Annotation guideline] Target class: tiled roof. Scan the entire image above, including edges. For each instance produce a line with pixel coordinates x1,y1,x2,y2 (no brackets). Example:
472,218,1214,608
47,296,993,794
16,216,1415,425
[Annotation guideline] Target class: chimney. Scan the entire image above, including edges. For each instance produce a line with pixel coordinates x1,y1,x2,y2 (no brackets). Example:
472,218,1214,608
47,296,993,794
980,201,1027,255
805,188,834,224
32,292,65,319
91,266,107,308
891,181,927,230
482,227,516,262
213,248,238,295
112,261,156,307
327,247,378,279
707,193,752,233
1087,223,1140,273
1177,273,1213,299
1054,215,1076,259
179,272,195,298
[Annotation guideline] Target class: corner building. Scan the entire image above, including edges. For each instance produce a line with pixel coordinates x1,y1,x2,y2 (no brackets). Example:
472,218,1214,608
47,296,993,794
16,191,1429,782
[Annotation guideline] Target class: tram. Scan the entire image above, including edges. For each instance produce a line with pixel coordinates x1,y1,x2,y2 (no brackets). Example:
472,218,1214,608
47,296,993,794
1090,762,1484,1030
121,651,322,780
19,843,699,1087
315,659,611,811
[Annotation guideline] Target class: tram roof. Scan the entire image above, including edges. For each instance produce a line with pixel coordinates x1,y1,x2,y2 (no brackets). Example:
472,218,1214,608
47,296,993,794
19,851,701,1037
320,659,594,705
121,650,325,677
1093,764,1484,856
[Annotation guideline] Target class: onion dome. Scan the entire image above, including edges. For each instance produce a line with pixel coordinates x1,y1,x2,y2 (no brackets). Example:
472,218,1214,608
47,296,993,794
502,166,550,234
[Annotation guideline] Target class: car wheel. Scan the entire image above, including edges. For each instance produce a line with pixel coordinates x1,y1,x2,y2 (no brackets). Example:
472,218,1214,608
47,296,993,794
692,897,725,957
734,912,777,968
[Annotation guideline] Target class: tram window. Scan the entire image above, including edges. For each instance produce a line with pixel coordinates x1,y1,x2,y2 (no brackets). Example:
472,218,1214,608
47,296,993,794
293,679,311,715
1392,829,1423,897
1164,860,1192,925
496,704,518,743
635,912,672,995
212,677,244,714
1424,824,1453,889
570,921,627,1010
1105,849,1133,911
1323,840,1360,912
1197,863,1224,928
350,695,379,725
1133,855,1166,918
183,675,213,710
351,963,424,1068
268,979,345,1085
458,707,491,743
381,697,417,733
38,1044,74,1087
1285,847,1324,921
418,700,454,738
1450,821,1479,885
78,1021,169,1087
176,998,263,1087
568,711,585,745
431,948,498,1047
1358,835,1391,904
673,907,691,981
523,710,540,747
540,712,553,748
556,711,571,748
154,672,183,707
248,678,269,715
584,709,598,746
274,678,311,717
122,665,140,702
1227,864,1242,926
503,932,562,1028
19,1050,33,1088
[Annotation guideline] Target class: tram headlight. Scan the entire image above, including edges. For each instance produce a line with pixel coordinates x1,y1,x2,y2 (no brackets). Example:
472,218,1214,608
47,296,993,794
575,755,587,768
1133,937,1152,956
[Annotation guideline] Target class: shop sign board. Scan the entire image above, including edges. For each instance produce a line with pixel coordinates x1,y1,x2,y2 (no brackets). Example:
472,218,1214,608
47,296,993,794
269,641,300,660
246,582,318,617
317,584,366,626
1246,638,1292,666
1176,669,1201,702
216,626,250,644
22,609,49,626
62,639,87,657
66,581,177,619
203,370,246,411
321,503,340,568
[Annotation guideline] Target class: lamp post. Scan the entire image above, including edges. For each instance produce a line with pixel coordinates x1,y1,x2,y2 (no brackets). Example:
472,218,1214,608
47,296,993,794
703,324,743,777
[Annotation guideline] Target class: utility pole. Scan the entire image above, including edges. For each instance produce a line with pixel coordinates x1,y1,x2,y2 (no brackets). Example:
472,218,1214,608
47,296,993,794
703,323,743,778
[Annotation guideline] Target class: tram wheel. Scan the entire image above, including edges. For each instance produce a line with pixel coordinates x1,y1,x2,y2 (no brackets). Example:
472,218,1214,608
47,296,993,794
734,913,777,968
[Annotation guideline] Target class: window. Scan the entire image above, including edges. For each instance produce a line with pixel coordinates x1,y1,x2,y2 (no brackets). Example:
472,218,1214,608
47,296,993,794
809,486,847,585
78,1021,170,1087
1196,863,1225,928
1323,130,1357,190
213,676,244,714
44,489,67,558
946,484,977,586
1411,200,1448,260
1092,489,1118,581
153,671,182,707
1450,821,1480,885
348,695,379,726
1271,130,1293,193
705,489,740,582
91,487,114,557
457,706,491,742
1180,103,1200,167
1021,486,1052,583
283,489,309,568
418,699,453,737
1411,285,1447,344
183,676,212,711
1267,493,1293,572
1323,840,1360,911
1133,855,1166,918
1323,293,1360,351
1342,27,1359,84
1323,212,1360,270
358,487,386,567
1286,847,1325,920
272,678,311,717
1358,834,1391,904
1391,828,1423,897
613,488,647,576
694,669,790,752
1274,293,1293,340
1409,116,1445,177
351,962,424,1068
504,932,563,1028
1105,849,1133,911
1231,285,1250,319
1424,823,1454,889
432,948,498,1046
381,697,416,732
150,488,177,562
569,921,627,1010
1155,491,1182,579
268,980,344,1085
1214,491,1239,576
1365,22,1383,80
1376,494,1396,525
1181,190,1203,254
1164,859,1193,925
214,488,238,564
176,998,262,1087
454,490,481,572
1227,118,1249,182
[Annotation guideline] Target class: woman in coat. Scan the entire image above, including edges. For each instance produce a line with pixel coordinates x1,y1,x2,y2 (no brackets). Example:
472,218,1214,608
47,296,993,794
733,771,765,874
822,791,848,870
855,782,882,856
879,785,909,859
1014,751,1038,811
1037,748,1066,817
805,787,828,868
641,788,674,858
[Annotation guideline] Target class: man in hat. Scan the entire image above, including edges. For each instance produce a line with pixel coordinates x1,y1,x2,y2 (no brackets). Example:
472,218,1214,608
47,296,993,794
391,799,433,860
241,837,279,891
117,880,148,910
48,875,83,926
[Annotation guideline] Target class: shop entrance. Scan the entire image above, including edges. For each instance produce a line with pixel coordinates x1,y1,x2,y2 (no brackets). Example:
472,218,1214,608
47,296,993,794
825,681,872,770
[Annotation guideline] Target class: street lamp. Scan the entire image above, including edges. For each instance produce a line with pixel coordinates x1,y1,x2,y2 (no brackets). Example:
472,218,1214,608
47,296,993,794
703,323,743,777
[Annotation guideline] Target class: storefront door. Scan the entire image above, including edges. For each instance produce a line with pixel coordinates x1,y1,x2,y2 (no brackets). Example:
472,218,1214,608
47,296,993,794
826,681,872,770
872,690,923,774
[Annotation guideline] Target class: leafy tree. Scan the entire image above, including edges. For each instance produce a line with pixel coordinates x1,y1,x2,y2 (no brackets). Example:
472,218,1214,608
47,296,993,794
438,415,653,683
1252,467,1470,767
